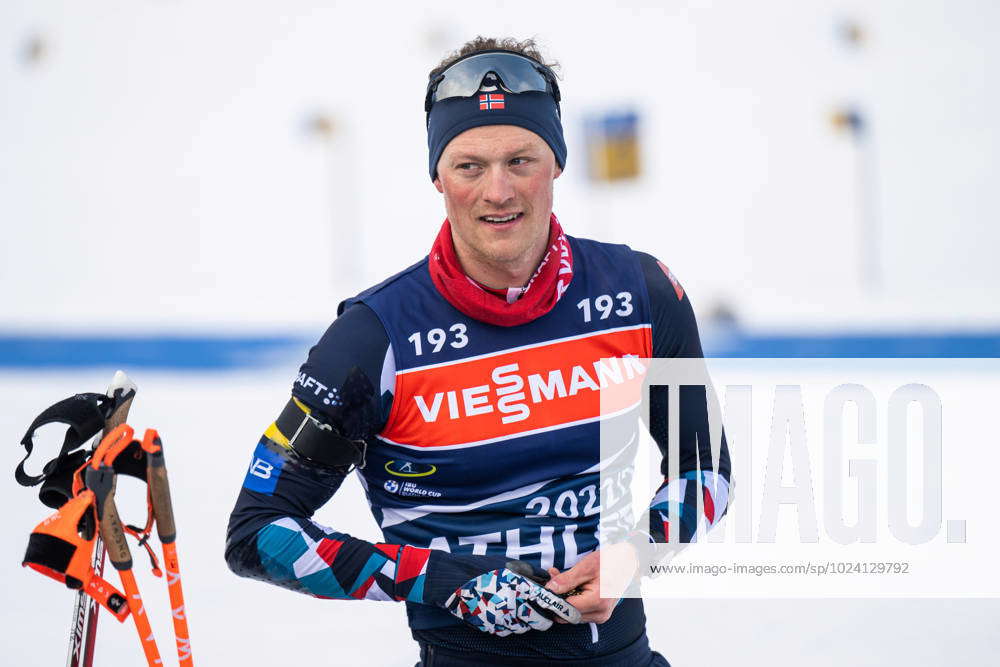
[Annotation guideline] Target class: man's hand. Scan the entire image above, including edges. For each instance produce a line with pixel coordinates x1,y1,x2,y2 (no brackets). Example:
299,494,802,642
425,552,581,636
443,565,582,635
544,543,639,624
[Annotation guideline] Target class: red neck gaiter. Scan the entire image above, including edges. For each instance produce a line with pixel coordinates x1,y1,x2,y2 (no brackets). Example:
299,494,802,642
428,214,574,327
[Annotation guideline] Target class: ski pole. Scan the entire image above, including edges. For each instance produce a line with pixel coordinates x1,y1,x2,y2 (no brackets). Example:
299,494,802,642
68,370,137,667
87,425,163,667
142,429,194,664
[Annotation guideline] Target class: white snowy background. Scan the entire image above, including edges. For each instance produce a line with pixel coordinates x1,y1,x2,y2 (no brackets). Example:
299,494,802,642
2,0,999,665
2,0,998,332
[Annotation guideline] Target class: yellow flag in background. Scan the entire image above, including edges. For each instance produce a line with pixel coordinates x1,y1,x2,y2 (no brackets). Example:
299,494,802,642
585,111,641,183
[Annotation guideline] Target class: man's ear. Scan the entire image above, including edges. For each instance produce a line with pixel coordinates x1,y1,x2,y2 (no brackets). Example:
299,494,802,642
553,165,562,180
433,176,444,193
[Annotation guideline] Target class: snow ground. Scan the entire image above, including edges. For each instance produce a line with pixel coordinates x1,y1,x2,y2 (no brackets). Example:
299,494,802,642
2,369,997,666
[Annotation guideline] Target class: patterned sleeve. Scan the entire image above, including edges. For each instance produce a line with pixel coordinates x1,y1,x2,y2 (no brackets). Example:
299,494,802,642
224,303,434,603
636,251,732,545
226,448,434,603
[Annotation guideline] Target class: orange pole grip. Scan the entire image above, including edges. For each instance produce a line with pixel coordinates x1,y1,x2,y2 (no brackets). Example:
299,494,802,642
142,430,177,541
91,424,134,469
95,482,133,570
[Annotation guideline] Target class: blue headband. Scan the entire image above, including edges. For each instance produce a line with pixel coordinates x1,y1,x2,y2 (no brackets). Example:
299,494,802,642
427,91,567,181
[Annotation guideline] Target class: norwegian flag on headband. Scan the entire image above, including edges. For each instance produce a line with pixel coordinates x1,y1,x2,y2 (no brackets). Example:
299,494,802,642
479,93,505,110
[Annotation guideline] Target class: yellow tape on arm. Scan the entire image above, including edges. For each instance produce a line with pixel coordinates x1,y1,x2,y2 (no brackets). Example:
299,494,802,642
264,422,290,448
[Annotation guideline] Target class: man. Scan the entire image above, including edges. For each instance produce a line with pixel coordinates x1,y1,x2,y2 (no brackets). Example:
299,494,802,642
227,37,730,666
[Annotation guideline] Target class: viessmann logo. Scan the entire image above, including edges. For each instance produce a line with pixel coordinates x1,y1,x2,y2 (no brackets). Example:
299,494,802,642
413,355,647,425
383,326,652,447
384,460,437,477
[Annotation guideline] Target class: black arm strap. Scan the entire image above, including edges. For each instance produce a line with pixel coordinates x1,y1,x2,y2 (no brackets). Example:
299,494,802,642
274,399,366,469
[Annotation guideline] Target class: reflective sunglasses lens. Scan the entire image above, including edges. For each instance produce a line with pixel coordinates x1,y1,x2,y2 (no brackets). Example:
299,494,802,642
430,53,552,105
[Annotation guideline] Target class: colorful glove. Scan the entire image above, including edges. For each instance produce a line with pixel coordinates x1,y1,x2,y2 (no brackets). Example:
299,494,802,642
425,553,581,636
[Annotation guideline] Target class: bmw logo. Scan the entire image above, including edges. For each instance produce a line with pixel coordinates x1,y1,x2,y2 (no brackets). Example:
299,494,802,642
383,480,399,493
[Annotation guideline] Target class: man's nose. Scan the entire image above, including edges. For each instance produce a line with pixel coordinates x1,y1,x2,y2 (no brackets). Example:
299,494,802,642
482,166,515,206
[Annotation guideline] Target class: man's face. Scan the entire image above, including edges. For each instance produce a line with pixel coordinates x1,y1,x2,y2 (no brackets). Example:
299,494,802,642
434,125,561,280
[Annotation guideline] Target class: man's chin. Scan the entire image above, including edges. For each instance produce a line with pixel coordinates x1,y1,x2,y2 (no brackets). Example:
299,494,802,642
478,246,526,266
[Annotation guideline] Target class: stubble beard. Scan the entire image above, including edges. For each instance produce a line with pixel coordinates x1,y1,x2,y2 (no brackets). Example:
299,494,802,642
453,210,551,287
480,216,549,280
